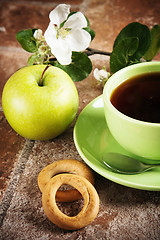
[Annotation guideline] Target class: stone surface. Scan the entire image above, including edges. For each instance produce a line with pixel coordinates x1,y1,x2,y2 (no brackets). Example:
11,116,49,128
87,0,160,52
0,0,160,239
0,111,25,203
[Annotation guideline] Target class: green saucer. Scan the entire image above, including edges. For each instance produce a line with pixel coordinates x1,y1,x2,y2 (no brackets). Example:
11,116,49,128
73,95,160,191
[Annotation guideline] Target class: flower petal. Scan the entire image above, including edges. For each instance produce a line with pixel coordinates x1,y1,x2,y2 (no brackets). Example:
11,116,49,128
64,12,87,29
93,68,100,80
49,4,70,27
44,20,72,65
51,38,72,65
66,28,91,51
44,22,57,48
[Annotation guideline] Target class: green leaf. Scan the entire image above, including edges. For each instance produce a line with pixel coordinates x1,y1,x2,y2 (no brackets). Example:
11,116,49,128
16,29,38,53
27,54,38,65
113,22,151,60
50,52,92,81
144,25,160,61
110,37,139,73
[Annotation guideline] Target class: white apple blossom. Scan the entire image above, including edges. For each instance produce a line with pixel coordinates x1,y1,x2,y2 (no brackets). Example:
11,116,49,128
34,29,43,40
44,4,91,65
94,68,110,86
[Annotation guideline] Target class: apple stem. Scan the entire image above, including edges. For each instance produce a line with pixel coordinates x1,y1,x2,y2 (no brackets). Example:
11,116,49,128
39,65,51,86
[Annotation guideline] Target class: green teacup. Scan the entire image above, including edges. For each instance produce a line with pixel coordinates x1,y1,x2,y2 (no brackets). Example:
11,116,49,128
103,62,160,164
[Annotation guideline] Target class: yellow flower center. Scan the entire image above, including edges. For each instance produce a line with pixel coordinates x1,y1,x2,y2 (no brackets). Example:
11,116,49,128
57,27,70,39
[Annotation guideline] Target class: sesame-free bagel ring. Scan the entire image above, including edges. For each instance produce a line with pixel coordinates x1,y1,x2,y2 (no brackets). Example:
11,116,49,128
42,174,99,230
38,159,94,202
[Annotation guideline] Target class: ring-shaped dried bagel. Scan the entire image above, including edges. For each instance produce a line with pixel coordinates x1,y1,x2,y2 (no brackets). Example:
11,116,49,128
42,174,99,230
38,159,94,202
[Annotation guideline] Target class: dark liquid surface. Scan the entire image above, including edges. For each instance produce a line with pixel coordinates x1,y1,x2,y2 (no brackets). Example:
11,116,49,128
110,72,160,123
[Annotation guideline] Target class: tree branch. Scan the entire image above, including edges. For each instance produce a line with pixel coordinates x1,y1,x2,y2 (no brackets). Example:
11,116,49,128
84,47,111,56
48,48,111,63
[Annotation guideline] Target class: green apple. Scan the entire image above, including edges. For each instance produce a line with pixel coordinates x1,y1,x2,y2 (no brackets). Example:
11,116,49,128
2,65,79,140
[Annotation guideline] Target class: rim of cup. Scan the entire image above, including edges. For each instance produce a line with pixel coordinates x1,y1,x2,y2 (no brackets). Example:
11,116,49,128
103,61,160,127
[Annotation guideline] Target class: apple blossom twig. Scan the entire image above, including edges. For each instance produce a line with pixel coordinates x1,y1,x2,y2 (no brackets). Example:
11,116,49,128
49,48,111,63
84,47,111,56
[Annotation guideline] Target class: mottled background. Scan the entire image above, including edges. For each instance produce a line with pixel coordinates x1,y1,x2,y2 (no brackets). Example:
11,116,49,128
0,0,160,239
